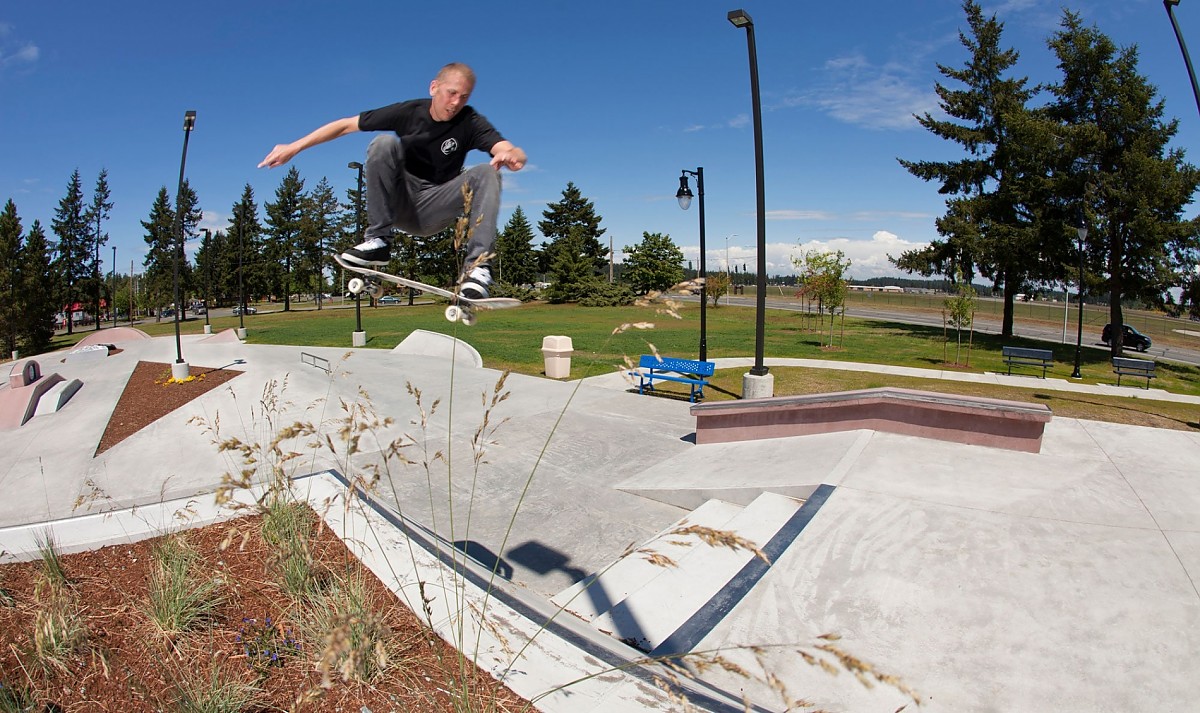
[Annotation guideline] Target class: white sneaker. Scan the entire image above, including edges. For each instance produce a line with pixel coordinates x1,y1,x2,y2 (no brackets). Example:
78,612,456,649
459,266,492,300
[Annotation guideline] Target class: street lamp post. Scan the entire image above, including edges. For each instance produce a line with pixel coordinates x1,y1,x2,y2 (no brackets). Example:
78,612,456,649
728,8,772,397
202,229,212,333
171,110,196,379
111,246,116,328
237,217,246,335
1165,1,1200,118
676,168,709,362
1072,224,1088,379
348,161,366,345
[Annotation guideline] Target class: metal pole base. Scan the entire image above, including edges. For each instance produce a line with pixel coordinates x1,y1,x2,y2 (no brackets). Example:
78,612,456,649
353,331,367,347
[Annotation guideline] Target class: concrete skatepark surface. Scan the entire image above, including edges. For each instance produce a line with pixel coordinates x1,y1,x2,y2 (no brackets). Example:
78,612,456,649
1,329,1198,712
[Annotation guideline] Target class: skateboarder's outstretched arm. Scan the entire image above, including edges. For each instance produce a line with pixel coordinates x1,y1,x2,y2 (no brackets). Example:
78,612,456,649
258,116,361,169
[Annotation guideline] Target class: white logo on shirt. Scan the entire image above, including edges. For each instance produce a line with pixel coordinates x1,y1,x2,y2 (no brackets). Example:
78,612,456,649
441,138,458,155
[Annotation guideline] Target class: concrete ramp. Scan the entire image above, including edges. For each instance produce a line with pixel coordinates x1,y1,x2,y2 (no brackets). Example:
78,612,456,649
77,327,151,345
392,329,483,368
0,360,65,430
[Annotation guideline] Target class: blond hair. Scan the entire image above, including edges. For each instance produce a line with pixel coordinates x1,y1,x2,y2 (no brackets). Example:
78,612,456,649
436,62,476,86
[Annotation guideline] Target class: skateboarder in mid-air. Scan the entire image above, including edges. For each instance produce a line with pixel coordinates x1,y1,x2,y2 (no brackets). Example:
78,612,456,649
258,62,527,300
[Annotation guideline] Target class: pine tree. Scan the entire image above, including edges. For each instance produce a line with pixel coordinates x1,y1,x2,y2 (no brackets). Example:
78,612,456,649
495,206,540,286
265,167,305,311
142,187,176,317
51,169,90,334
622,232,684,294
227,185,264,310
19,220,56,353
300,177,339,308
0,199,21,355
85,169,113,331
895,0,1043,337
546,227,598,303
539,182,608,276
1047,11,1200,354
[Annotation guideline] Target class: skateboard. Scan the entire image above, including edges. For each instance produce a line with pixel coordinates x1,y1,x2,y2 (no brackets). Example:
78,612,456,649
333,254,521,325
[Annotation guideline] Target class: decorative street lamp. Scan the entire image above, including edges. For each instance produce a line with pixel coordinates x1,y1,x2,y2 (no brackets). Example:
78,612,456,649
237,214,246,335
171,110,196,379
1165,1,1200,118
728,8,771,397
202,229,212,332
348,161,366,345
1072,223,1088,379
676,168,709,362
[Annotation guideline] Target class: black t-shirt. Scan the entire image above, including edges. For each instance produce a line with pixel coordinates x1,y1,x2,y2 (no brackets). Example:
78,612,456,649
358,99,504,184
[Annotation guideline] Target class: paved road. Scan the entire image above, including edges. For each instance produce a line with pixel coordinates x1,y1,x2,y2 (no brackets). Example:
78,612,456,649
698,294,1200,367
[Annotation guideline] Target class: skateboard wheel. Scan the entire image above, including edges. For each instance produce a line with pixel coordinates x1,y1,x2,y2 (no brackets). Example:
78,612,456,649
368,283,383,299
348,277,365,295
461,310,476,326
445,305,462,322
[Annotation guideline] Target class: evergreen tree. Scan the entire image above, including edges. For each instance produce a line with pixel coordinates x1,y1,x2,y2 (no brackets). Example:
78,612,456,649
142,187,176,317
495,206,540,286
227,185,265,309
895,0,1043,337
51,169,90,334
1047,11,1200,354
85,169,113,330
265,167,305,311
19,220,56,353
546,227,599,303
539,182,608,276
621,232,684,294
0,199,21,355
299,176,339,308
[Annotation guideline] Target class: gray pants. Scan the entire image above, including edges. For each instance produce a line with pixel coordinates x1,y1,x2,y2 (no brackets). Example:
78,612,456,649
365,134,500,269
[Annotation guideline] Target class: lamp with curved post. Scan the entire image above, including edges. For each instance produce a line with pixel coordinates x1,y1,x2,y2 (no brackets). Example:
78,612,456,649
676,168,708,362
728,8,772,397
170,110,196,381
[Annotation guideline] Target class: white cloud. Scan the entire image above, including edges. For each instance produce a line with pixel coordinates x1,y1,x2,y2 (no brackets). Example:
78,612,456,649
793,230,929,279
766,209,837,221
0,24,39,72
784,51,940,131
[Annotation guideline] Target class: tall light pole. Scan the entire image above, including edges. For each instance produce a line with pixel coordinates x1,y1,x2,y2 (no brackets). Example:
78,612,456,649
111,245,116,328
171,110,196,376
1072,223,1088,379
348,161,366,344
729,8,772,396
237,214,246,334
202,229,212,332
1165,1,1200,118
676,168,709,362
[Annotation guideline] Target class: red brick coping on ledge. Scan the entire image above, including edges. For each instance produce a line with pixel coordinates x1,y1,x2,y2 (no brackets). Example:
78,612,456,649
690,387,1053,453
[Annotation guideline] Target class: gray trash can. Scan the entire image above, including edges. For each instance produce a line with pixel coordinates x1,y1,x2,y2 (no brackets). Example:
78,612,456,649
541,335,574,378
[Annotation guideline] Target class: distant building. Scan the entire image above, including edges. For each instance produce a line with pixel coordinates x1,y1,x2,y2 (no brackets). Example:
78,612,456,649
848,284,903,293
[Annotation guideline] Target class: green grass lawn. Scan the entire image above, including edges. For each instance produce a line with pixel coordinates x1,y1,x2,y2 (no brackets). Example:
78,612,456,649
36,298,1200,430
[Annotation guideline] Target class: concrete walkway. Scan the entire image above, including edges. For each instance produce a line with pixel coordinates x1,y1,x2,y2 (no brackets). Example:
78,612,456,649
1,333,1198,712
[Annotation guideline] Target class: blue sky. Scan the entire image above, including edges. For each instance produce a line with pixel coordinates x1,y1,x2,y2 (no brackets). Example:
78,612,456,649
3,0,1200,282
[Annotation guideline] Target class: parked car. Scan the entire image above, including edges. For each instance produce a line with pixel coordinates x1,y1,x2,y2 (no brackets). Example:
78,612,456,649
1101,323,1151,352
378,295,402,304
231,305,258,316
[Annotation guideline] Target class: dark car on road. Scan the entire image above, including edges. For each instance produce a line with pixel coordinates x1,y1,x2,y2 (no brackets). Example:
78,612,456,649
1102,323,1152,352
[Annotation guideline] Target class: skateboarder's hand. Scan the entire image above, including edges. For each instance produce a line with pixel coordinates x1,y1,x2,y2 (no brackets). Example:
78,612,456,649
258,143,299,169
489,143,526,172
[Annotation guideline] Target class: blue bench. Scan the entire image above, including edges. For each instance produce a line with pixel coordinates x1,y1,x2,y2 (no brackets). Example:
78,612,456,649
632,355,715,403
1002,346,1054,378
1112,356,1156,389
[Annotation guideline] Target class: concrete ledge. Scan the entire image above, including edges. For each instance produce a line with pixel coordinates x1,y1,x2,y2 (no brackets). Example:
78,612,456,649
34,378,83,416
691,387,1053,453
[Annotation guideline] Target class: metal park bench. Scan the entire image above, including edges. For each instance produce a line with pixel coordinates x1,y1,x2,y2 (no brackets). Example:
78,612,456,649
1002,346,1054,378
631,355,716,403
1112,356,1156,389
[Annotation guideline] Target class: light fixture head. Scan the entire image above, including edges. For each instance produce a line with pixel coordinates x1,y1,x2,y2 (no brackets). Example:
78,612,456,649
183,110,196,131
728,9,753,28
676,174,694,210
1077,225,1088,241
348,161,363,170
